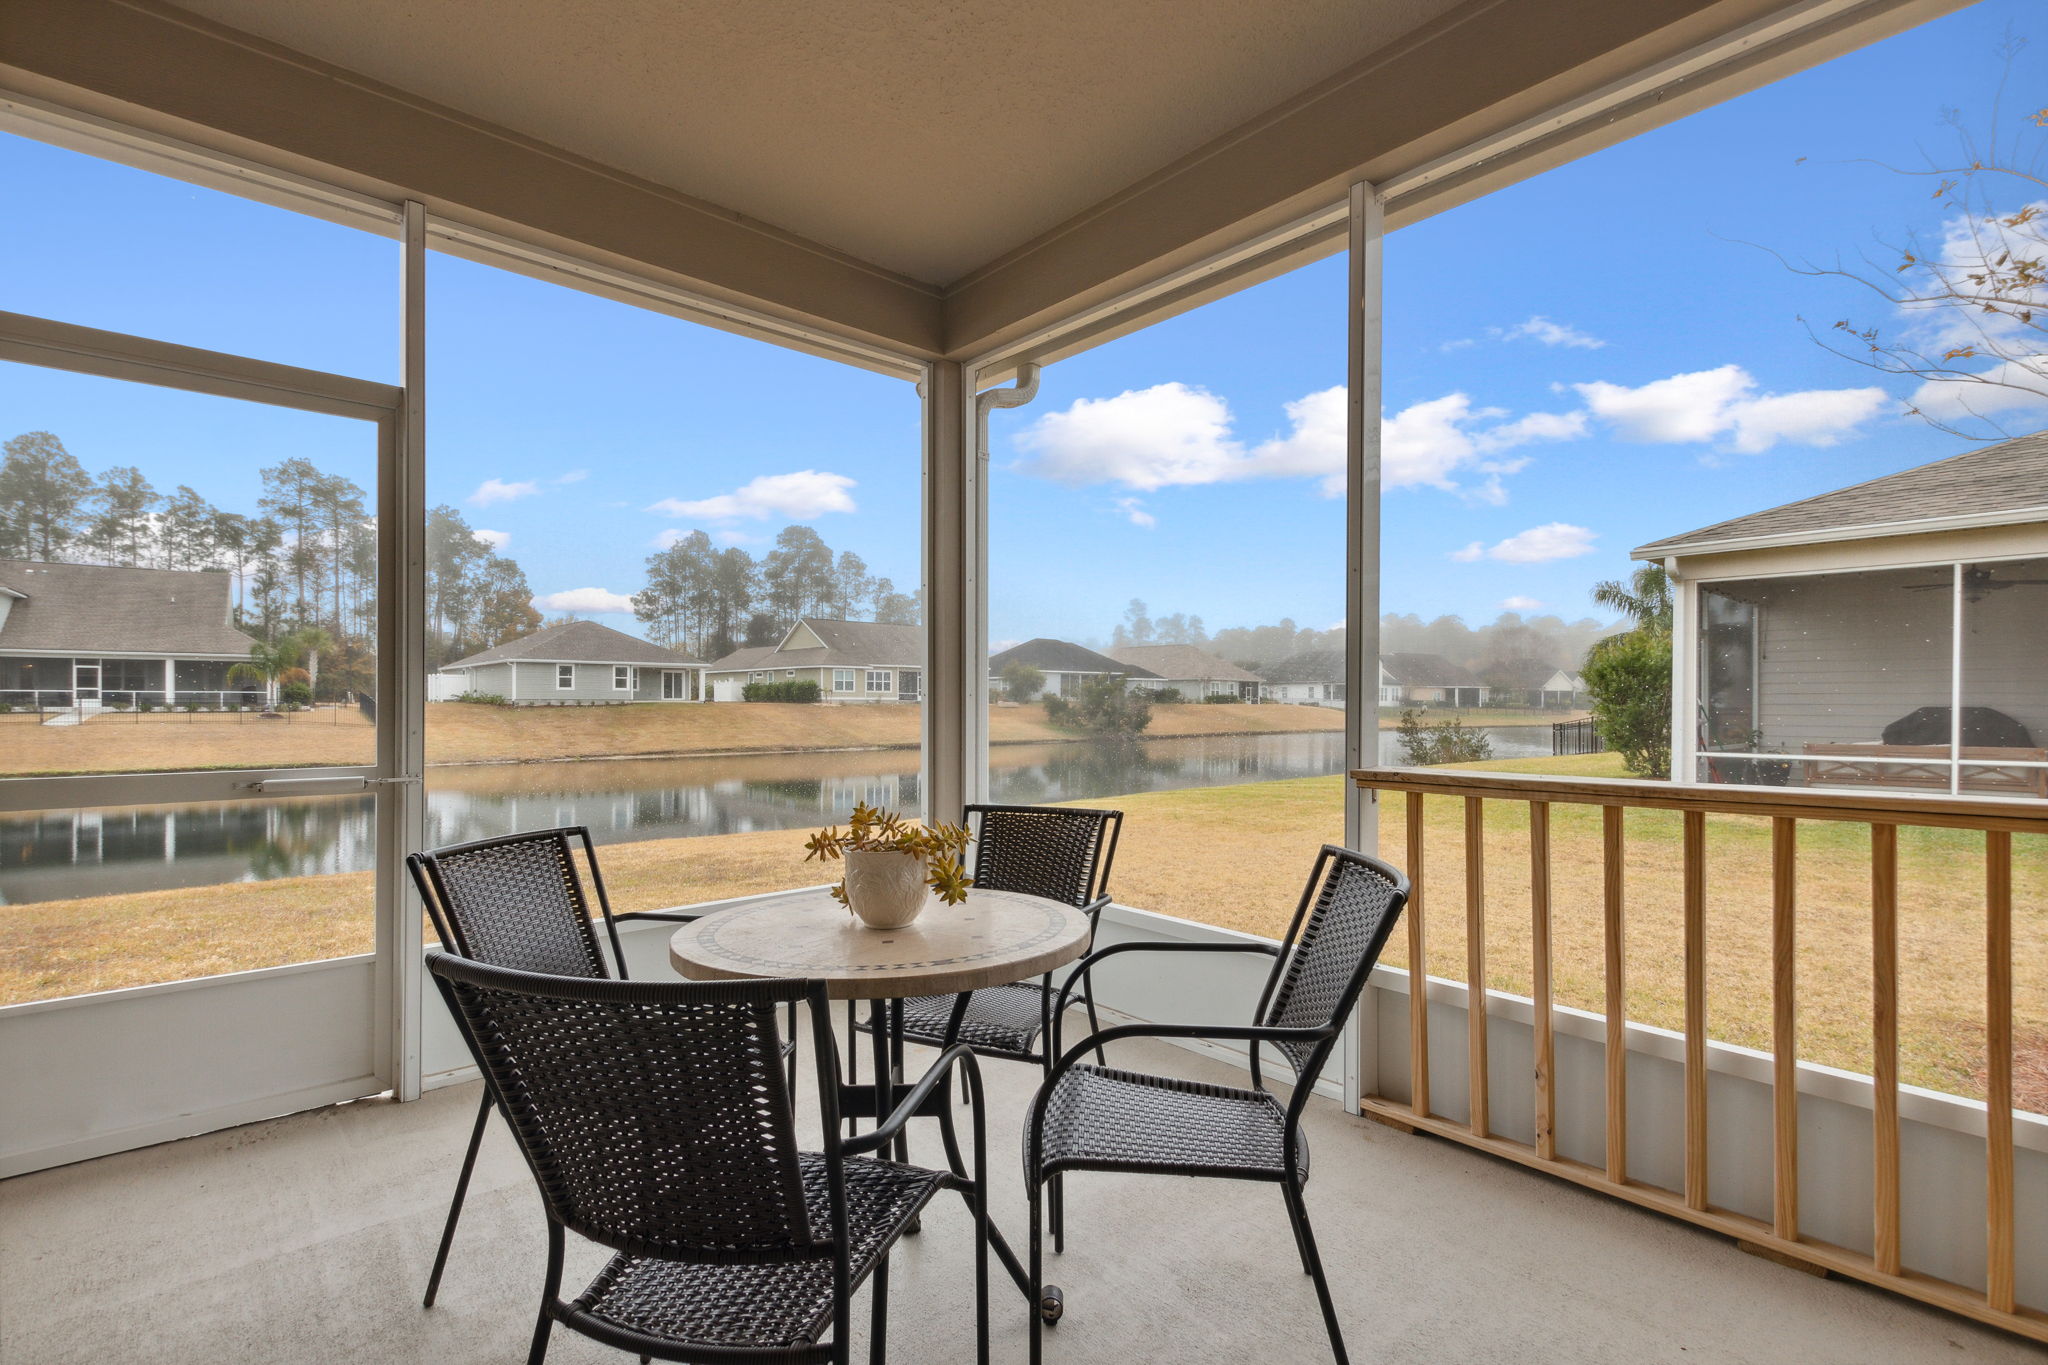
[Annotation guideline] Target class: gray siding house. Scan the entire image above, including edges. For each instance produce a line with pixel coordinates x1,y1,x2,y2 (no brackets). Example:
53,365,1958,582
705,618,923,702
989,637,1157,699
1105,643,1263,700
436,620,706,704
1380,652,1489,707
1638,430,2048,795
0,559,258,709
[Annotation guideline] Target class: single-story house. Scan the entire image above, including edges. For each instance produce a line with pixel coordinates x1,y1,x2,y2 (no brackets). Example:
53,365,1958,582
705,618,923,703
1380,652,1489,708
1105,643,1262,700
1481,657,1582,709
0,559,259,710
1636,429,2048,796
435,619,706,704
989,637,1157,700
1256,650,1345,708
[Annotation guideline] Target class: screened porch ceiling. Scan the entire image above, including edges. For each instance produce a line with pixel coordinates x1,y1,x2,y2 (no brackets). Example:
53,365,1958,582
1,0,1963,360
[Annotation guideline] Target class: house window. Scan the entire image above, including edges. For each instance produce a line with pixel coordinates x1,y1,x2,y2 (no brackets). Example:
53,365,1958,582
833,668,856,692
556,664,574,689
613,666,632,691
786,670,796,678
900,670,921,698
866,670,892,693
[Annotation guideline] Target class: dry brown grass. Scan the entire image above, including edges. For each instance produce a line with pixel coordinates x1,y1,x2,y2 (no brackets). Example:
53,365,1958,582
13,761,2029,1108
0,700,1346,777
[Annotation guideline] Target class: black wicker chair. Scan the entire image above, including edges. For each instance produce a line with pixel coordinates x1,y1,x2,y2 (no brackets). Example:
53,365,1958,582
426,952,990,1364
408,825,795,1310
1022,844,1409,1365
851,804,1122,1079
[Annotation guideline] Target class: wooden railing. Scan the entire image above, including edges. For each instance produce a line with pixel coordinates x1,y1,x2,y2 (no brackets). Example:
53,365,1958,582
1350,766,2046,1343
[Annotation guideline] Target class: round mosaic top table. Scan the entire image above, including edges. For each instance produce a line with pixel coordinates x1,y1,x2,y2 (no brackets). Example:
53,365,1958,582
667,885,1090,1000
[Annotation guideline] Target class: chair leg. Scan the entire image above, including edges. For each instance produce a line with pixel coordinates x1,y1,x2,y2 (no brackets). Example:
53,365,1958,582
845,1000,859,1135
527,1221,565,1365
869,1254,889,1365
1281,1182,1314,1275
1028,1179,1044,1365
786,1001,800,1094
1050,1172,1065,1253
1281,1181,1348,1365
423,1088,494,1308
1081,976,1107,1067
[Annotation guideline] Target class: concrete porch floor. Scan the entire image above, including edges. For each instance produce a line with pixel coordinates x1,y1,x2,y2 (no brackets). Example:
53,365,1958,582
3,1024,2042,1365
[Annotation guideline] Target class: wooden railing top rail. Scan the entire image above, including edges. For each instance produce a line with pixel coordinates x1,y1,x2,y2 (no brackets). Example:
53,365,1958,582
1349,766,2048,833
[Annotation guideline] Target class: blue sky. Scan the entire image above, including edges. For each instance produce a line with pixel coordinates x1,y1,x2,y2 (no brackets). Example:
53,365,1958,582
3,0,2040,648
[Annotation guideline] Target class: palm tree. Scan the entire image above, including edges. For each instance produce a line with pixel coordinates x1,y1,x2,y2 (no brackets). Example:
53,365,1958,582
1591,564,1673,633
291,626,334,700
227,637,308,708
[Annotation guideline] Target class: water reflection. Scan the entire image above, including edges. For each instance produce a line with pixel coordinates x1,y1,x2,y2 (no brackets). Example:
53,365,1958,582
2,726,1550,903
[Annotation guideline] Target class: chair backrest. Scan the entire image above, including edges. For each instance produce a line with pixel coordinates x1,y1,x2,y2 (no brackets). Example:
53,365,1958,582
409,827,623,980
1254,845,1410,1082
965,803,1122,908
428,951,833,1262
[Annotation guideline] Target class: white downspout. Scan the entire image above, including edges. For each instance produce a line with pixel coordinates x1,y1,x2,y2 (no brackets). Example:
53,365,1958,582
967,363,1041,806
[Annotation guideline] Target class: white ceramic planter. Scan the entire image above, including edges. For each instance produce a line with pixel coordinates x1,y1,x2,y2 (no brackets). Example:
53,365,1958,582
842,849,931,929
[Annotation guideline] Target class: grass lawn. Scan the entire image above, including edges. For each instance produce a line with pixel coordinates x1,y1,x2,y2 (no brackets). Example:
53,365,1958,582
6,758,2040,1111
0,699,1349,777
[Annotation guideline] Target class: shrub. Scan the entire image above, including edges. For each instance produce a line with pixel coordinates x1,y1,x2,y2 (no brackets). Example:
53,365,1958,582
1150,687,1184,704
1043,675,1152,736
742,679,821,703
280,681,314,708
137,696,156,713
452,691,508,706
1581,628,1672,778
1200,692,1241,704
182,700,201,713
999,661,1045,702
1395,708,1495,765
0,702,13,714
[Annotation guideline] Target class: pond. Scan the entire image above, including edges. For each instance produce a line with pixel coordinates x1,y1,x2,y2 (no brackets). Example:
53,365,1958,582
0,725,1554,903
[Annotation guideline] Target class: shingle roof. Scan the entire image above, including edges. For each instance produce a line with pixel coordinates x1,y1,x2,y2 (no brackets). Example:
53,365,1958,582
707,618,923,672
1256,650,1343,684
0,559,256,656
990,637,1158,677
1634,430,2048,558
1104,643,1262,683
1380,652,1483,688
1481,657,1565,689
443,619,703,669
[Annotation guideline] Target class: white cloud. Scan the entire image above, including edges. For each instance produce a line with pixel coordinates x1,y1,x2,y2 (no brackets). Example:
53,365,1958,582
1438,337,1478,353
474,528,510,551
1501,596,1547,610
649,470,857,521
1910,357,2048,422
1014,381,1584,503
1486,523,1598,563
1494,316,1607,350
715,529,760,546
555,469,589,485
1454,525,1596,564
1114,497,1157,528
1014,383,1240,491
1572,364,1886,452
472,477,539,505
533,587,635,615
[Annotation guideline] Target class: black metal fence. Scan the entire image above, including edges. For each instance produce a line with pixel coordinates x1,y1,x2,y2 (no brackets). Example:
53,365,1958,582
1552,716,1605,756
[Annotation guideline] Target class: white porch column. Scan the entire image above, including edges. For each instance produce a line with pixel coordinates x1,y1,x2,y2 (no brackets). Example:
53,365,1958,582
1343,180,1385,1113
921,360,975,822
162,657,175,704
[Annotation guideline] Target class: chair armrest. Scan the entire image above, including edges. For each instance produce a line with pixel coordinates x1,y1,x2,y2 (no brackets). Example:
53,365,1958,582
839,1044,983,1157
1049,940,1281,1055
613,909,704,924
1049,1021,1331,1076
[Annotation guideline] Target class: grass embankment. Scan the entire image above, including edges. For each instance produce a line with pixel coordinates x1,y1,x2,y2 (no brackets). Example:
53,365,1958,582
7,755,2041,1110
0,700,1352,777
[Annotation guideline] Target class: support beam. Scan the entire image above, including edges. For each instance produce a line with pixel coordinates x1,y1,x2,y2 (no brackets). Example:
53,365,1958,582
1342,180,1383,1113
920,360,972,823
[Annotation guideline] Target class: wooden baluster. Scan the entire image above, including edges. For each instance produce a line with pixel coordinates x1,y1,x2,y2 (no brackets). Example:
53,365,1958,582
1603,804,1626,1183
1986,829,2015,1313
1683,809,1707,1211
1406,791,1429,1119
1466,796,1489,1138
1531,800,1555,1161
1772,815,1798,1241
1871,823,1901,1276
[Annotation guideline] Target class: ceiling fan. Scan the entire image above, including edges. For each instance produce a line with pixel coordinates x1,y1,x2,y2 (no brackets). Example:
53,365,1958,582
1902,567,2048,602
